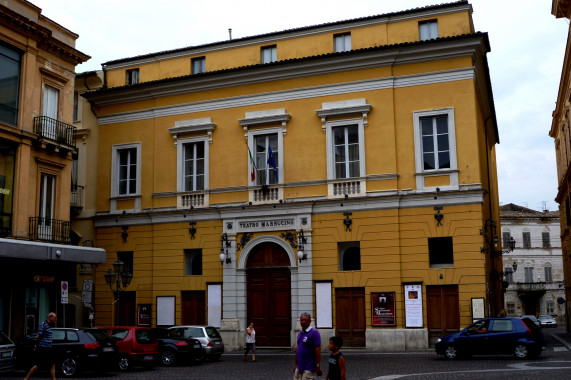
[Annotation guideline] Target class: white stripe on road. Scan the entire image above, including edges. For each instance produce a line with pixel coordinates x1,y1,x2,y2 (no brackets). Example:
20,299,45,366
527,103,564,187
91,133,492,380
369,360,571,380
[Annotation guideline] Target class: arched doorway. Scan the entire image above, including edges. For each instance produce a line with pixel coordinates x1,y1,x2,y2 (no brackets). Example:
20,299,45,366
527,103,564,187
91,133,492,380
246,242,291,346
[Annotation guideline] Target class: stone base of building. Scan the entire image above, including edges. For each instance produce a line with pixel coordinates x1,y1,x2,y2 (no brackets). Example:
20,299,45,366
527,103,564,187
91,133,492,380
219,325,428,351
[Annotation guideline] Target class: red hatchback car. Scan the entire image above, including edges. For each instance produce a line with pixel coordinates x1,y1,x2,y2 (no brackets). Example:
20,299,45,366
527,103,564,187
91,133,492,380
99,326,158,371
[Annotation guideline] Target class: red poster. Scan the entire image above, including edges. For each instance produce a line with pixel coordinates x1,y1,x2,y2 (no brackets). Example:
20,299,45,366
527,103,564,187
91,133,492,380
371,292,396,326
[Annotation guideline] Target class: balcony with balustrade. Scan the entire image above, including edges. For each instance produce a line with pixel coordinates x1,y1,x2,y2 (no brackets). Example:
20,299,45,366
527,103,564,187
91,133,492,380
33,116,77,149
29,216,71,244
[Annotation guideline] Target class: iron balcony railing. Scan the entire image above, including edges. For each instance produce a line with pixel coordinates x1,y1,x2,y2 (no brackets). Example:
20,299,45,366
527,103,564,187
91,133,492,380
70,185,84,208
29,216,71,244
515,282,546,292
33,116,77,148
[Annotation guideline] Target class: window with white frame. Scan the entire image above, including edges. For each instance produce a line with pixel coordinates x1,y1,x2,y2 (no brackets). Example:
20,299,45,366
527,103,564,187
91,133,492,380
192,57,205,74
181,140,206,191
261,45,277,64
544,266,552,282
126,68,139,85
506,301,515,315
254,133,279,186
522,231,531,249
542,231,550,248
504,266,513,283
326,119,365,180
524,266,533,282
334,33,351,52
502,231,511,249
413,108,457,190
546,300,555,314
419,20,438,40
111,143,141,197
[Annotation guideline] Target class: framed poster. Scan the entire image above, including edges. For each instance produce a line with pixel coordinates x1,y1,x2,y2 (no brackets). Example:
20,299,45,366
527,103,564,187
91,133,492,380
316,282,333,328
471,297,485,322
371,292,396,326
404,284,423,328
156,296,175,326
138,304,151,326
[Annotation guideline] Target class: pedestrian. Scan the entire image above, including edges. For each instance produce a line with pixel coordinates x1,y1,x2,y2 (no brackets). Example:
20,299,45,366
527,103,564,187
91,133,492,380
325,336,345,380
244,322,257,362
293,312,322,379
24,312,57,380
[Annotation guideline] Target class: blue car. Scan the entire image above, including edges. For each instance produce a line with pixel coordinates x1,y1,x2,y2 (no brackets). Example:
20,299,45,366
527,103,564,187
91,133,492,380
435,317,543,359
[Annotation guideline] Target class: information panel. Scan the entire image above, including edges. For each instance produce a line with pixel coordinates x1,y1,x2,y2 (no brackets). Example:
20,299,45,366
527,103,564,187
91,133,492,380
404,284,423,328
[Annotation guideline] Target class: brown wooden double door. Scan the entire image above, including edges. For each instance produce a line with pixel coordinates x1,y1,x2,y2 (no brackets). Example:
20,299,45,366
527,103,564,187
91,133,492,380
426,285,459,346
247,267,291,346
181,291,205,325
335,288,365,347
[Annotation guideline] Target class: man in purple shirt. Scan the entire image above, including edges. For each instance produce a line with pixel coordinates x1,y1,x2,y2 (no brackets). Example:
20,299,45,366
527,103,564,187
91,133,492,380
294,312,322,379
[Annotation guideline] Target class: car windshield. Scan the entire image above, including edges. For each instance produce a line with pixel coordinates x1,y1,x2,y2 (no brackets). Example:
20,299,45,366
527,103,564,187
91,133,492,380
522,315,538,321
152,329,168,338
205,327,221,338
183,327,204,338
539,315,552,320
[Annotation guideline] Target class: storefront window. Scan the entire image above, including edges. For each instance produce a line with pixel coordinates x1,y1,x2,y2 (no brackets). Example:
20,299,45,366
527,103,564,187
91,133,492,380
0,140,15,237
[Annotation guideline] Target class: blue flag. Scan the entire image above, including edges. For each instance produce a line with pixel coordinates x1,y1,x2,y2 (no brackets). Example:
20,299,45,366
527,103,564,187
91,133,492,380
267,146,278,182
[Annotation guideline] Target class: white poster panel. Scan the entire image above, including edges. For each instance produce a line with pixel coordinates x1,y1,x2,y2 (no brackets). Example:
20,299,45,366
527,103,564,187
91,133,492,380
316,282,332,328
156,296,175,326
208,284,222,328
404,284,423,328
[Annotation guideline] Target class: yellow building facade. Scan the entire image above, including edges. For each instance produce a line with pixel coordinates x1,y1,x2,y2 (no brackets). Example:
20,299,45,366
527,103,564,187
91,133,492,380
0,0,105,340
85,0,502,349
551,0,571,332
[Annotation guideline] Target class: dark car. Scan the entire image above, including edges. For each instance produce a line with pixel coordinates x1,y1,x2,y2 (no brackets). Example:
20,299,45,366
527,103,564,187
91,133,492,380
435,317,543,360
152,328,203,366
521,315,541,327
0,331,16,373
17,328,117,377
99,326,158,371
168,326,224,361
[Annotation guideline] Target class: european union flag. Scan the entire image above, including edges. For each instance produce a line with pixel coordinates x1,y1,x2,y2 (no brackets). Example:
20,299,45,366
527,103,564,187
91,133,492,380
267,146,278,182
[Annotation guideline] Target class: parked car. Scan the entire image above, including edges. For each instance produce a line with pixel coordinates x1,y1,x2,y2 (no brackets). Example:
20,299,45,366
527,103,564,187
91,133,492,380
17,328,117,377
0,331,16,373
168,326,224,361
99,326,158,371
152,327,203,366
538,314,557,328
435,317,543,359
521,315,541,327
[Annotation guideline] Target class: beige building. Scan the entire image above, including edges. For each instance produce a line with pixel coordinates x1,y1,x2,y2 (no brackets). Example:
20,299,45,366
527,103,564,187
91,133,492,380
0,0,105,339
500,204,565,322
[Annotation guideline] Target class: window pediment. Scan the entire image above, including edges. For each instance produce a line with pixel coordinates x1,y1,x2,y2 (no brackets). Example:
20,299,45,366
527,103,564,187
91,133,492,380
316,99,371,133
169,117,216,146
239,108,290,142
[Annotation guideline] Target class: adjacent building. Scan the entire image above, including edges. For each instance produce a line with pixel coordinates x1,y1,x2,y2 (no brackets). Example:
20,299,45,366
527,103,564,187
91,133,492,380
84,0,502,350
500,204,565,322
0,0,105,339
551,0,571,332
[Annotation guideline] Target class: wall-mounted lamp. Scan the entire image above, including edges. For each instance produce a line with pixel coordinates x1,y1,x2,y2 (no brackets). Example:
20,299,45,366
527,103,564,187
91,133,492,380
115,210,128,242
434,206,444,227
220,233,231,265
297,229,308,263
184,206,197,239
343,212,352,232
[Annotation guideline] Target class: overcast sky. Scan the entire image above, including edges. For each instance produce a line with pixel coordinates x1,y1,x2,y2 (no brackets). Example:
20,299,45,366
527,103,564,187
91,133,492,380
32,0,569,212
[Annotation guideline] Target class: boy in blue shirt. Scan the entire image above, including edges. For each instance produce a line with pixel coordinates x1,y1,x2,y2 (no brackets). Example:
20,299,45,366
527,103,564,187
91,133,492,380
325,336,345,380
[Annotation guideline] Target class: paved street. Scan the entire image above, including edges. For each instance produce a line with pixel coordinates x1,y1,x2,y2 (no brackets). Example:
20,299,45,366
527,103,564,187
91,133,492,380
5,327,571,380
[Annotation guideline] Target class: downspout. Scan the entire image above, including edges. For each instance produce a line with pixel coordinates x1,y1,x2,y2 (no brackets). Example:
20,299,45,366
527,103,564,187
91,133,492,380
483,114,496,318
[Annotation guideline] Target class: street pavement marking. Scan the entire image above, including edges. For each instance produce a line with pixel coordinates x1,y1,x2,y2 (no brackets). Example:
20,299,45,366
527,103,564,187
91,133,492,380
550,332,571,350
553,346,568,352
369,360,571,380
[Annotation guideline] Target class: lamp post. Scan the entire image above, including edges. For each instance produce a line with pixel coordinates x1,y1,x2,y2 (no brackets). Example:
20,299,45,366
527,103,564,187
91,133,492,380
104,260,133,326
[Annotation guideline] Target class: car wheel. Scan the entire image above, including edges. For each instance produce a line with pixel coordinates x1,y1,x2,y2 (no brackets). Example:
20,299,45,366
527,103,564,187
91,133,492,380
61,356,79,377
161,349,176,366
118,355,131,371
444,344,459,359
193,349,204,365
514,343,529,359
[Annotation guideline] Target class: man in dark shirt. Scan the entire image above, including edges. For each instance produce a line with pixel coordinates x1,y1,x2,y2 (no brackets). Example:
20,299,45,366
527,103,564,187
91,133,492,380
24,312,57,380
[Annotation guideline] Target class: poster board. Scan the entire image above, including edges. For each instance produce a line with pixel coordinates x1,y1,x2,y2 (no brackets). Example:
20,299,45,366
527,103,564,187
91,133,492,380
316,282,332,328
138,304,151,326
471,297,485,322
156,296,175,326
371,292,396,326
404,284,423,328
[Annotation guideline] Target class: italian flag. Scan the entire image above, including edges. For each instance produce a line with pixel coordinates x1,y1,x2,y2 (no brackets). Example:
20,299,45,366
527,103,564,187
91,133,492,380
248,147,257,184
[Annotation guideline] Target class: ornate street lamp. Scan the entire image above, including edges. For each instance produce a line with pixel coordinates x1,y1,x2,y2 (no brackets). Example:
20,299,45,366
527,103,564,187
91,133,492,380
104,259,133,325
